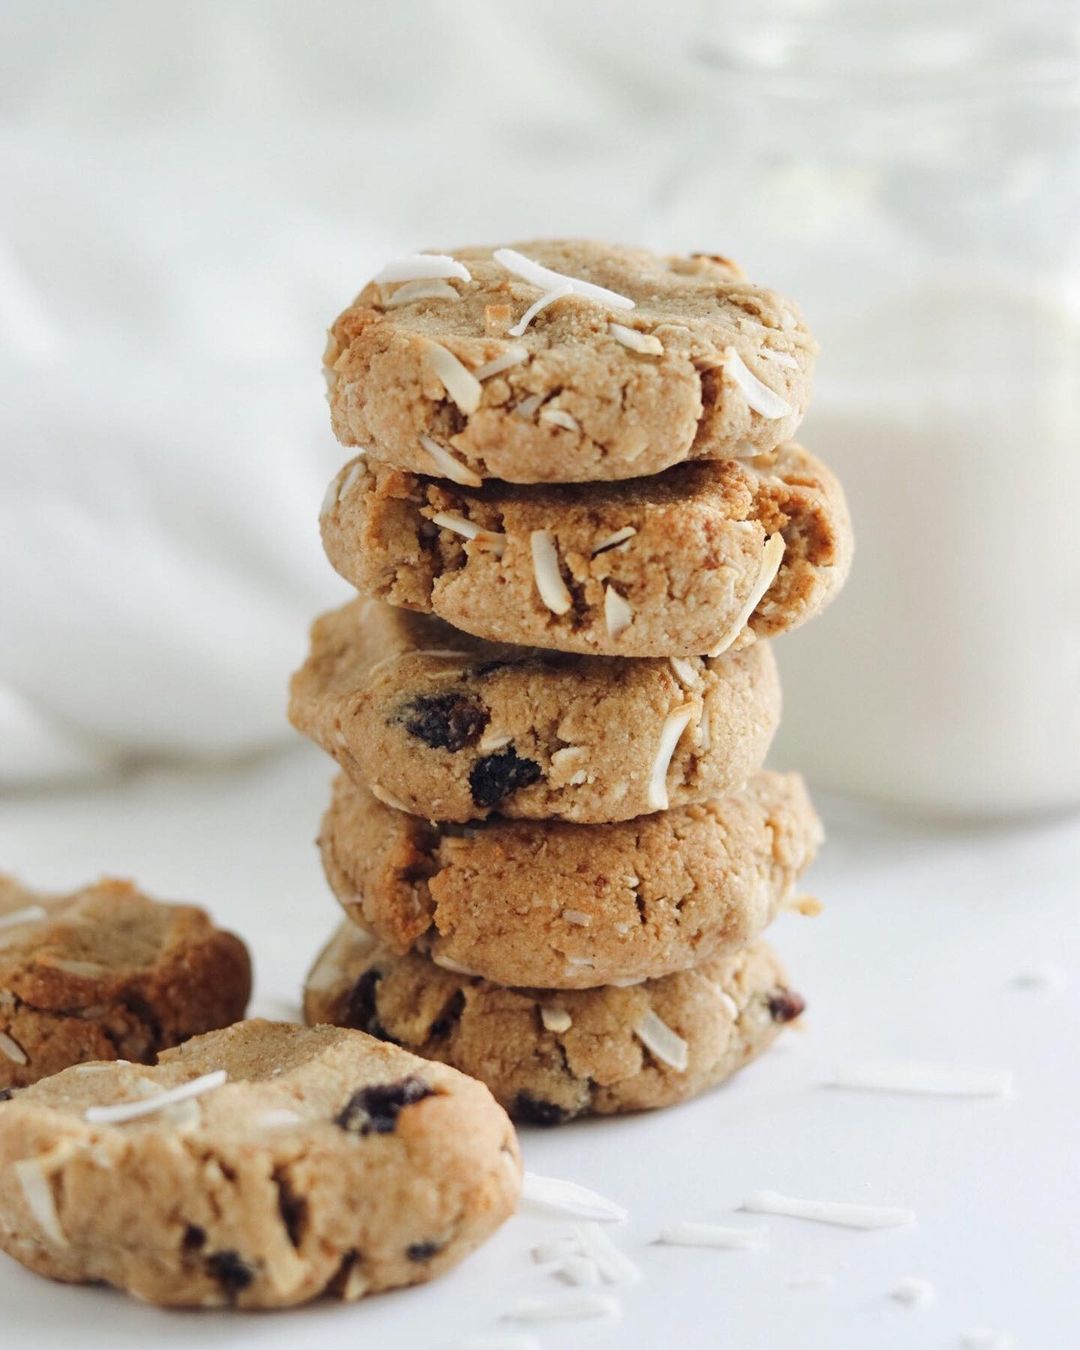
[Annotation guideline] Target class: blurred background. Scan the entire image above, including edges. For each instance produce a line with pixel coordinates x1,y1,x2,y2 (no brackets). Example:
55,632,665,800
3,0,1078,816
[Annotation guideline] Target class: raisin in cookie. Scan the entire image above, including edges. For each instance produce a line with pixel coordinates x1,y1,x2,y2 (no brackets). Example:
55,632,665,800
324,240,815,484
305,924,804,1123
318,771,821,990
0,877,251,1089
0,1020,520,1307
320,442,851,659
289,599,780,824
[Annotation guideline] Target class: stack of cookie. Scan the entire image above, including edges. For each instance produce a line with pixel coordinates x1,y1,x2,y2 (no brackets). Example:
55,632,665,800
292,241,852,1124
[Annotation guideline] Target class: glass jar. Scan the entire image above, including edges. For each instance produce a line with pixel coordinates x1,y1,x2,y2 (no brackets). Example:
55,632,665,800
666,1,1080,817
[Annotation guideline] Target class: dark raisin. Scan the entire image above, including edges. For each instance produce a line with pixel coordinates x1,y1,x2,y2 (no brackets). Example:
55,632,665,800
182,1224,206,1250
469,747,541,809
512,1092,571,1127
398,692,488,752
206,1250,255,1293
335,1075,435,1135
767,990,806,1023
275,1172,306,1248
0,1089,14,1103
406,1240,441,1262
428,989,465,1040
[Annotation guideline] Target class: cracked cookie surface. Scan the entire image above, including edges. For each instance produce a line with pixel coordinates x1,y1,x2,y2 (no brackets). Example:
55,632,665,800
0,1020,520,1307
0,877,251,1089
289,599,781,823
320,442,852,658
324,239,815,483
318,771,821,990
305,925,804,1122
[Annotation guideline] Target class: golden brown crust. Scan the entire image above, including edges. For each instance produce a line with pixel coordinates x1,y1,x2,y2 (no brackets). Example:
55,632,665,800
317,771,822,990
320,441,852,658
324,239,815,484
289,599,781,823
304,926,803,1122
0,877,252,1089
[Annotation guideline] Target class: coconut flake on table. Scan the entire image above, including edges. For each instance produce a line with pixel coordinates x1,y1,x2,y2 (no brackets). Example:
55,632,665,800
708,532,786,657
608,322,663,356
530,530,573,615
829,1060,1013,1098
646,704,695,811
890,1276,936,1306
424,341,483,414
384,279,462,308
84,1070,228,1125
0,1030,27,1064
633,1009,689,1072
521,1171,628,1223
722,346,792,419
657,1221,768,1250
539,407,579,431
555,1255,601,1287
532,1237,579,1264
419,434,483,487
741,1190,915,1230
603,585,633,639
573,1222,642,1285
508,284,574,338
591,526,637,557
373,253,471,283
494,248,634,311
473,343,529,381
504,1292,620,1323
1011,963,1067,991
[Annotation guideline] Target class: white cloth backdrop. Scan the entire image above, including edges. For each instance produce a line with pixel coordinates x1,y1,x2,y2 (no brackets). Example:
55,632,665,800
0,0,728,785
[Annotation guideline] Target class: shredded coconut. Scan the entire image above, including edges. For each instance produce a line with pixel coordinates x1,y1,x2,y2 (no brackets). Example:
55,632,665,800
541,1007,573,1033
369,782,412,813
573,1222,642,1285
474,343,529,381
494,247,634,311
591,526,637,557
478,731,512,753
741,1190,915,1230
722,346,792,418
783,893,824,916
657,1221,767,1250
0,1031,27,1065
425,341,483,414
556,1255,601,1287
256,1108,304,1129
419,435,483,487
42,958,106,978
561,910,592,927
384,279,461,308
320,459,365,519
715,988,740,1020
514,393,545,419
668,656,700,687
532,1238,579,1264
373,253,470,283
633,1010,689,1072
431,952,480,977
521,1172,628,1223
430,510,507,557
14,1148,72,1245
603,585,633,639
829,1060,1013,1098
508,283,574,338
760,347,799,369
708,532,786,657
609,975,646,987
608,322,663,355
504,1292,620,1322
890,1276,936,1306
539,408,579,431
647,705,695,810
85,1069,228,1125
530,530,573,615
0,905,47,931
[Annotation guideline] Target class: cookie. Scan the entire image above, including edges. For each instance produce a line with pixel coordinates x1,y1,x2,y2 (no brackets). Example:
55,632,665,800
289,599,781,824
318,771,821,990
324,240,815,484
0,1020,520,1307
0,877,252,1090
320,441,851,659
305,924,804,1123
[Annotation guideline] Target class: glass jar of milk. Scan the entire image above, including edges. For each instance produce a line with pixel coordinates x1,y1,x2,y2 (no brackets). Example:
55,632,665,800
671,3,1080,816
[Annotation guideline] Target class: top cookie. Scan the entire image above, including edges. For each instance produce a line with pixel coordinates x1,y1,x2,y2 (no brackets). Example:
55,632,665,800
324,240,815,484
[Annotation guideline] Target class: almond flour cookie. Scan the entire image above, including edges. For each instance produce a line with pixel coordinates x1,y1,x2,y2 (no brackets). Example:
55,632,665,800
305,924,805,1123
0,877,251,1090
0,1020,520,1307
320,442,852,659
324,240,815,484
318,771,821,990
289,599,781,824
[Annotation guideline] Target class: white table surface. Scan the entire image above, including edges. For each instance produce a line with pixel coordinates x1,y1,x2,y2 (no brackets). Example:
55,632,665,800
0,744,1075,1349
